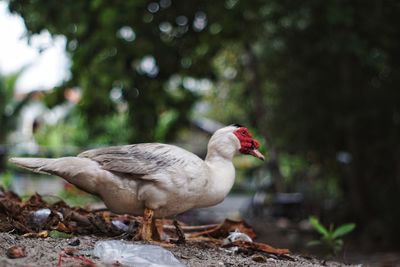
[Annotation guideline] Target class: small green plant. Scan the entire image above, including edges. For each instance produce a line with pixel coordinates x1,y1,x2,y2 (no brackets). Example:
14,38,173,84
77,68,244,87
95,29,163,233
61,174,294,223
307,216,356,256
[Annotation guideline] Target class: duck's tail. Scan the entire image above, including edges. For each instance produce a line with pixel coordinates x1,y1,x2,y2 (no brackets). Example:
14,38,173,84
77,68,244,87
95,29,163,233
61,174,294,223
9,157,57,175
9,157,101,194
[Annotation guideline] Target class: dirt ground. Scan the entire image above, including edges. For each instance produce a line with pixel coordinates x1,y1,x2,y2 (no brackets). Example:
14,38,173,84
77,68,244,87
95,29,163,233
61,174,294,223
0,232,360,267
2,189,394,266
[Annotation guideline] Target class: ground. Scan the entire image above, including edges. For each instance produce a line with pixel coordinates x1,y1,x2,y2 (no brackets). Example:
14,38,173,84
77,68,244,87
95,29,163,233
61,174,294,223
1,188,396,266
0,232,360,267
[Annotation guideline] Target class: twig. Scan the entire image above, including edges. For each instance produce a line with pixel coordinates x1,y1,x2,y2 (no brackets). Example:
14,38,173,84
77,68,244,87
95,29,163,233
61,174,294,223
57,250,96,267
163,223,219,232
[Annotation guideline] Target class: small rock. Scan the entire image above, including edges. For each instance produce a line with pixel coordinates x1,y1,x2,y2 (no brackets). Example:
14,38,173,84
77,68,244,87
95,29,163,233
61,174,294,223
68,238,80,246
251,254,267,263
64,248,78,256
180,254,190,259
266,253,279,260
7,246,26,259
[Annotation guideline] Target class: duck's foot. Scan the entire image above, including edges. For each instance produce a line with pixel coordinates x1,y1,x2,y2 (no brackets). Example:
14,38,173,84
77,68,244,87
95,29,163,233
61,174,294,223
134,208,154,241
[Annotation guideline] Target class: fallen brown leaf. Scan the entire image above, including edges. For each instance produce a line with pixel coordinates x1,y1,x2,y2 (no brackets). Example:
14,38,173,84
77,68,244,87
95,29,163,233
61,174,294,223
6,245,26,258
189,219,256,239
22,230,49,238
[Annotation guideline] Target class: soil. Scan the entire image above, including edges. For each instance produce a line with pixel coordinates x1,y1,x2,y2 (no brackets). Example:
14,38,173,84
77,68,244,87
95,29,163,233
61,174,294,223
0,189,363,266
0,232,359,267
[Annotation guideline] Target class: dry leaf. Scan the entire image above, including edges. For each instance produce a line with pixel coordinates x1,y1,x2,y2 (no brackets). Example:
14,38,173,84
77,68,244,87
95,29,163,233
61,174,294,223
6,246,26,258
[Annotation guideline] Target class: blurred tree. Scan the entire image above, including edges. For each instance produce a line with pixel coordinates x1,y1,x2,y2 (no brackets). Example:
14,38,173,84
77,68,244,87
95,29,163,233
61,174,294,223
8,0,400,244
8,0,261,143
198,0,400,244
255,0,400,245
0,71,32,172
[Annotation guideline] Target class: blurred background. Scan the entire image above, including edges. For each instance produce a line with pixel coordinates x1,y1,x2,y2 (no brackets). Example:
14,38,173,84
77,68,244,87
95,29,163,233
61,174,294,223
1,0,400,264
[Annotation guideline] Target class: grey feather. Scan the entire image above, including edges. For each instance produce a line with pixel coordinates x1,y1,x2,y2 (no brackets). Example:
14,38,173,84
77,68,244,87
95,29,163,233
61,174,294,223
9,157,55,175
78,143,190,176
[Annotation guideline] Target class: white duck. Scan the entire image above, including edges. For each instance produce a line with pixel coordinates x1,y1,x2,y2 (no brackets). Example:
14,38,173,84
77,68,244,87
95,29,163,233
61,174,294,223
10,125,264,241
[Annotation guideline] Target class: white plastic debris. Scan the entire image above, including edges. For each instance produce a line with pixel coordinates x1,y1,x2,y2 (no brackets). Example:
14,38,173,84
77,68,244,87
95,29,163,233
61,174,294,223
111,220,129,232
93,240,185,267
31,208,51,226
31,208,64,230
223,229,253,245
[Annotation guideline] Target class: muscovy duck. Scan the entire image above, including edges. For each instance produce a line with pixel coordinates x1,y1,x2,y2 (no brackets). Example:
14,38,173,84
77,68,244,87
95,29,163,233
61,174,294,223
10,125,264,241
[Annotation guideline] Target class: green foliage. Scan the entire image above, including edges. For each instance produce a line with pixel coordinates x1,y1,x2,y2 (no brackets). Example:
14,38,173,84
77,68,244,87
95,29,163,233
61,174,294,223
0,171,13,189
9,0,229,143
49,230,73,239
154,110,179,142
34,108,134,152
34,115,85,156
308,216,356,256
58,186,99,207
0,70,29,141
0,70,32,172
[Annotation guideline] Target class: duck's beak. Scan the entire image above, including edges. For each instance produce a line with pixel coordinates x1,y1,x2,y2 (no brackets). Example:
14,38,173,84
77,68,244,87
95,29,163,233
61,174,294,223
249,149,265,161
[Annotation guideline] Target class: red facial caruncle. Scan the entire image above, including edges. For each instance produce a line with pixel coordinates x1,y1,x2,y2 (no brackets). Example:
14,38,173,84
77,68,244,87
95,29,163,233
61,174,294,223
233,127,265,161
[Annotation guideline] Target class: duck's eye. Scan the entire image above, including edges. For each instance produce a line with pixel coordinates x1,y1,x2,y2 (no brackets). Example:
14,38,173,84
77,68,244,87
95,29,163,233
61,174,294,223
241,130,246,136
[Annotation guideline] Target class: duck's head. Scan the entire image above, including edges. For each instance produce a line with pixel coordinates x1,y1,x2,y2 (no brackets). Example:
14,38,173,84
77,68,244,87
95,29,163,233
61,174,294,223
231,124,265,161
209,125,265,161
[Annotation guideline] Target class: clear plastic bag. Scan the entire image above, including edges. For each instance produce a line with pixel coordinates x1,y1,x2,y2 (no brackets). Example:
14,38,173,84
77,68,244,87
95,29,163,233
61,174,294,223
93,240,185,267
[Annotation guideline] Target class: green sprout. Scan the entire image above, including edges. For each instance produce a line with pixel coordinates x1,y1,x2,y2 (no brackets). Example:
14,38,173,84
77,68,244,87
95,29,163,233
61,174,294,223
307,216,356,256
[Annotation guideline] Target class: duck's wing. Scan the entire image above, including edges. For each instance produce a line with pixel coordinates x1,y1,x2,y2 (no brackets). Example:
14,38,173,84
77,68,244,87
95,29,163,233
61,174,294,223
78,143,202,177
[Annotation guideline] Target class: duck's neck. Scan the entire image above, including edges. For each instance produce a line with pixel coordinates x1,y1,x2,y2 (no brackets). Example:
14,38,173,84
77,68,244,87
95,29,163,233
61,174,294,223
202,138,238,206
205,132,238,162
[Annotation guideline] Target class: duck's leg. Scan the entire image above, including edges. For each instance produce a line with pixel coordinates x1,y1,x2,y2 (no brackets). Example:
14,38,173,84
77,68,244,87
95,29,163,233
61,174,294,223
142,207,154,241
173,218,186,244
134,207,154,241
